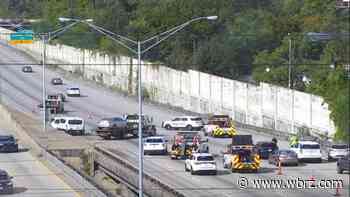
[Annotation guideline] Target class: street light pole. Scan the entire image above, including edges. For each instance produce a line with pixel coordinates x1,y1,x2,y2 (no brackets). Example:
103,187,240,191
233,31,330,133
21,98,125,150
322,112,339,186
42,33,47,133
40,21,81,138
137,40,143,197
67,16,217,196
288,33,292,89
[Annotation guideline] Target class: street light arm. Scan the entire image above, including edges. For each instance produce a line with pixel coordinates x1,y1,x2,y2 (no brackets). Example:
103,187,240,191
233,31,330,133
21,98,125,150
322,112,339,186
83,21,137,45
141,22,190,54
83,22,138,54
46,21,80,41
141,16,207,45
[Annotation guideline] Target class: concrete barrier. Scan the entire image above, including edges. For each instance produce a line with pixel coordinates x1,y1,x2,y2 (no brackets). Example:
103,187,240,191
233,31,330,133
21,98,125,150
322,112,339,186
0,27,335,137
93,146,185,197
0,104,107,197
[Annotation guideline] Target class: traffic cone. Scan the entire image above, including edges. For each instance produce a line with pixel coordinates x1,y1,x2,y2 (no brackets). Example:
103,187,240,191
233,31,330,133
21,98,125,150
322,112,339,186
334,183,341,196
277,161,283,175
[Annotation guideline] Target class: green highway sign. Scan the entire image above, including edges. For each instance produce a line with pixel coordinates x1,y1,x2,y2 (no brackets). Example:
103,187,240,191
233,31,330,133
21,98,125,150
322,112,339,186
10,31,33,41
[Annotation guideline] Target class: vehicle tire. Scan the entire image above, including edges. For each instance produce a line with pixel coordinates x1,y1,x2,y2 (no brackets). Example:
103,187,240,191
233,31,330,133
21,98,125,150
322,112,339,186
103,136,111,140
185,164,189,172
223,162,228,169
190,167,195,175
337,166,343,174
186,125,193,131
80,130,84,136
165,124,171,130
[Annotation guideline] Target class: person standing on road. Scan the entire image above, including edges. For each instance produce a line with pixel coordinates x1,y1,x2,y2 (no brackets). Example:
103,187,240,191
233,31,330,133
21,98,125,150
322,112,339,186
289,134,298,147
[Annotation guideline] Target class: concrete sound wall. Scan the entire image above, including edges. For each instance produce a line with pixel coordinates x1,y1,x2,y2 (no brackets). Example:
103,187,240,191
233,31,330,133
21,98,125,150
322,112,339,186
0,27,335,136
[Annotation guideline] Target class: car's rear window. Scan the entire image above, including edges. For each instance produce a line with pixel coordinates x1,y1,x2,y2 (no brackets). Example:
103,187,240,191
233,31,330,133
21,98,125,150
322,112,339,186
301,144,320,149
0,136,14,142
68,120,83,124
70,88,80,90
279,150,296,156
0,174,8,180
197,156,214,161
331,145,348,149
111,117,124,121
259,142,275,148
190,117,202,121
146,138,163,143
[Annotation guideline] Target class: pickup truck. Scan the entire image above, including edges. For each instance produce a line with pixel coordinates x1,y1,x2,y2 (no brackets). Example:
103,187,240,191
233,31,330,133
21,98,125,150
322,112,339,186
96,117,129,140
124,114,156,137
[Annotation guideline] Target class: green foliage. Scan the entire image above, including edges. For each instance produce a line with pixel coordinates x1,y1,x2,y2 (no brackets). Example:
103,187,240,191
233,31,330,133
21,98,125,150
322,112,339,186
4,0,349,139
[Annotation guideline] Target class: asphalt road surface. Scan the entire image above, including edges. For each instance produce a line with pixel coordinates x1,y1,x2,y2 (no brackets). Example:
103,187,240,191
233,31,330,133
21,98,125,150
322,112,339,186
0,127,79,197
0,41,348,197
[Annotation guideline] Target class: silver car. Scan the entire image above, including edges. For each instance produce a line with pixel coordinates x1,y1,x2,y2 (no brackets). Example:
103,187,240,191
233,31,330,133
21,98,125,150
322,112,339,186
328,144,349,161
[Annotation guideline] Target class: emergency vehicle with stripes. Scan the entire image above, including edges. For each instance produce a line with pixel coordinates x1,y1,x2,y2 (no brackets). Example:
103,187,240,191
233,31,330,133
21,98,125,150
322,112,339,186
223,135,261,172
170,131,209,159
203,115,237,137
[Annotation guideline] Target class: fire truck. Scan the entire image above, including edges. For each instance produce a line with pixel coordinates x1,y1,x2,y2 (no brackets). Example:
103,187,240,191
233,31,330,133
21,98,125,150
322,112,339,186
170,131,209,160
203,115,236,137
223,135,261,173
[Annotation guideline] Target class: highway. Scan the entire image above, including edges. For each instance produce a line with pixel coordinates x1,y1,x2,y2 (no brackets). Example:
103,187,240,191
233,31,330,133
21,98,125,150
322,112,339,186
0,41,349,197
0,128,79,196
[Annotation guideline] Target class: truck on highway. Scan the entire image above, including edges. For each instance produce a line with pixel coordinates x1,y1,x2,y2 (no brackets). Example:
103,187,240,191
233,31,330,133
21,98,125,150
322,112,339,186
124,114,157,137
223,135,261,172
202,115,236,137
96,117,129,140
170,131,209,159
38,98,64,114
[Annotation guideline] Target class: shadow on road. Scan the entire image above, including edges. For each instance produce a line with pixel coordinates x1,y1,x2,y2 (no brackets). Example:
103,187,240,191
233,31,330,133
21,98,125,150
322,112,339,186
18,148,30,153
12,187,28,194
256,167,275,174
216,170,231,176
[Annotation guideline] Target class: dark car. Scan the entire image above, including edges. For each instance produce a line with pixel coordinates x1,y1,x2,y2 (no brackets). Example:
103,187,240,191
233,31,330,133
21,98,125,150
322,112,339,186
22,66,33,73
51,77,63,85
256,141,278,159
0,135,19,153
337,153,350,174
268,149,298,166
0,169,14,194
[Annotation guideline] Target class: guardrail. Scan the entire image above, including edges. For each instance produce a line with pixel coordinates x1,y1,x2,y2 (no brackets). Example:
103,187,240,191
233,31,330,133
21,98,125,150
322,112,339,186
93,146,186,197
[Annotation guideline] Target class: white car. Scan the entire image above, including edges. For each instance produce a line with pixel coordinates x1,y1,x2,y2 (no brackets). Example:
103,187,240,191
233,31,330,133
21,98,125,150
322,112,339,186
327,144,349,160
66,87,81,97
143,136,167,155
162,116,203,131
185,153,217,175
51,117,85,135
290,141,322,162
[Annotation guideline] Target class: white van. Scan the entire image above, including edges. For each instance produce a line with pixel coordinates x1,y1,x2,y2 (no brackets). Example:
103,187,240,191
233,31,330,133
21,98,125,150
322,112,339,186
51,117,85,136
290,140,322,162
66,87,81,97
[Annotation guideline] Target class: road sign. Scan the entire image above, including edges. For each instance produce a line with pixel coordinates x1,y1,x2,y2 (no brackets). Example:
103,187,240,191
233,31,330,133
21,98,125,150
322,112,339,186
9,30,33,44
9,40,33,44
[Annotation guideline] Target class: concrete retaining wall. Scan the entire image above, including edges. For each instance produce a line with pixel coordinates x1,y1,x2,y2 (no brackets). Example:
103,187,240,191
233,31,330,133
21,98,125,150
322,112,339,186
0,104,107,197
0,28,335,136
93,146,185,197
